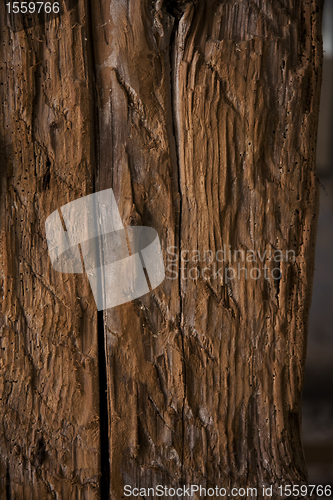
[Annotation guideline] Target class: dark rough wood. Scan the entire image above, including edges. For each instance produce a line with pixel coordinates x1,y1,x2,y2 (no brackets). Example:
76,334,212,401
0,0,324,498
92,0,323,498
0,2,100,498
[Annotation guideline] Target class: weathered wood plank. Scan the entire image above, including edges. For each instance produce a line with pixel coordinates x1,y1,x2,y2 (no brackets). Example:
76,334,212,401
91,1,184,495
93,0,323,497
175,0,322,489
0,2,100,498
0,0,324,498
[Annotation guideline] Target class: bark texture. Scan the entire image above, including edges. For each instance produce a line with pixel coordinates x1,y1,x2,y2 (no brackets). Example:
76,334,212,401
0,0,323,499
93,0,323,497
0,3,100,498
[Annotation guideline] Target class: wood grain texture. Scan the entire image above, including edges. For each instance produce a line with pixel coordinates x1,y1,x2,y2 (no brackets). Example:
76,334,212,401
0,0,324,498
93,0,323,497
0,2,100,498
91,1,184,494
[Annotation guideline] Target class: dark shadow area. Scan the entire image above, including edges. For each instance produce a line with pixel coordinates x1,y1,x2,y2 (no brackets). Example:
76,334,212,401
303,0,333,488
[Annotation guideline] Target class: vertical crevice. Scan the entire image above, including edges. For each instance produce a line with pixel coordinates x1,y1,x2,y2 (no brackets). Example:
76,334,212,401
6,461,11,500
168,6,187,481
97,310,110,499
84,0,111,496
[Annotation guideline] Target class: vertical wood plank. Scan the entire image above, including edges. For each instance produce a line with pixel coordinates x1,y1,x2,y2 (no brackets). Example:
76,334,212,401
93,0,323,497
0,0,324,498
0,2,100,498
91,1,184,496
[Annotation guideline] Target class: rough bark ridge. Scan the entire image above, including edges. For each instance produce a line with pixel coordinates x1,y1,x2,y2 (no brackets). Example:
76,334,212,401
0,0,323,499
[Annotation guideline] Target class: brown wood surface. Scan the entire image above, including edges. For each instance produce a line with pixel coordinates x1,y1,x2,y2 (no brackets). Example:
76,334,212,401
0,2,100,498
0,0,324,499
